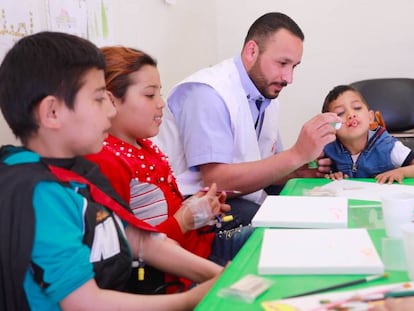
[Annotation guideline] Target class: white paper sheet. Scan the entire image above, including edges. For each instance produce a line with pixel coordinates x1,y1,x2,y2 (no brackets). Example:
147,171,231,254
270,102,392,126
258,228,384,275
252,196,348,228
308,180,414,202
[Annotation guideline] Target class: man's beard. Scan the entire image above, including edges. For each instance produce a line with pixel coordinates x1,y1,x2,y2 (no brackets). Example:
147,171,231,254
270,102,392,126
248,59,287,99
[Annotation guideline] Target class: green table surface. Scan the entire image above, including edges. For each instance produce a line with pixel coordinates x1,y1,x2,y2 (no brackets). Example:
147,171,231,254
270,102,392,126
195,178,414,311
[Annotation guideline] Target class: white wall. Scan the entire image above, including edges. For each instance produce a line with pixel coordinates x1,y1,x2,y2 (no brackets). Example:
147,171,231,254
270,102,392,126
215,0,414,147
0,0,217,145
113,0,218,93
1,0,414,149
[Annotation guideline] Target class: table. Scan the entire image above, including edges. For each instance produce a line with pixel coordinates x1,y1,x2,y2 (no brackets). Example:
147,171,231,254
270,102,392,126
196,178,414,311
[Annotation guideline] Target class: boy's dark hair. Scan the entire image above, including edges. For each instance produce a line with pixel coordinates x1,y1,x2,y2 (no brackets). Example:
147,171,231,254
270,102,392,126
322,85,368,113
244,12,304,52
0,31,106,144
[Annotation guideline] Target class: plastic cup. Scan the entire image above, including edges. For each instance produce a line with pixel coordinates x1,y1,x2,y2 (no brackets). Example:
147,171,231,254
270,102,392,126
381,237,407,271
381,193,414,238
401,223,414,281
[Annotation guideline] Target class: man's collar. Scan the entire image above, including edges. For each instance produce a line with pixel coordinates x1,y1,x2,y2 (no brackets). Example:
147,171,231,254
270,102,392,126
234,56,262,102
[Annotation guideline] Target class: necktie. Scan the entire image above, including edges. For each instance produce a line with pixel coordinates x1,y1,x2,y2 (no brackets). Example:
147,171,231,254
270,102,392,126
254,99,263,129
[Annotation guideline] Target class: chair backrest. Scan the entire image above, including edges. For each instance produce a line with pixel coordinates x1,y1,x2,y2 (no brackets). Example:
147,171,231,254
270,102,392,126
350,78,414,132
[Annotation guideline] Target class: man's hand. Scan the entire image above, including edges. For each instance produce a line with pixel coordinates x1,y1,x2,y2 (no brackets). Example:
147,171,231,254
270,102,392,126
291,112,341,164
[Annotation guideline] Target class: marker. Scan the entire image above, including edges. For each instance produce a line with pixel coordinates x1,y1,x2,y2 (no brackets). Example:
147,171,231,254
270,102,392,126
221,215,234,222
283,273,389,299
332,122,342,130
214,214,234,228
217,190,242,195
200,189,242,195
308,160,318,169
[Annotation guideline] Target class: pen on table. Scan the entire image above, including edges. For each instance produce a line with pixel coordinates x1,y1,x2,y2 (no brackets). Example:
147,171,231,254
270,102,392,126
283,273,389,299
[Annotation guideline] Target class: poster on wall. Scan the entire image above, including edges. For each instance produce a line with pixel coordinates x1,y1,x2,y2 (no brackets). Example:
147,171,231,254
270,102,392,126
46,0,114,46
86,0,114,47
46,0,88,38
0,1,42,62
0,0,113,62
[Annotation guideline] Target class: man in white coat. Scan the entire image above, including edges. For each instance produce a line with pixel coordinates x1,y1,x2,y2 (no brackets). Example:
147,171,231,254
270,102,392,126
156,12,341,228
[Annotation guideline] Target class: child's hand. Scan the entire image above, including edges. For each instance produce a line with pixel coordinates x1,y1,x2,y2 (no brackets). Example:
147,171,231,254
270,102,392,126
174,183,231,232
184,273,222,309
375,168,404,184
324,171,348,180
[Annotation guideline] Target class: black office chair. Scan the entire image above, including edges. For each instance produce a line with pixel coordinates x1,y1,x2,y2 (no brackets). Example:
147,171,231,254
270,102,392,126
350,78,414,149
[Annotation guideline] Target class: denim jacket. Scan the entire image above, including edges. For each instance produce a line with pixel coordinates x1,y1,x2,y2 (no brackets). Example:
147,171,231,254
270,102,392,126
324,127,397,178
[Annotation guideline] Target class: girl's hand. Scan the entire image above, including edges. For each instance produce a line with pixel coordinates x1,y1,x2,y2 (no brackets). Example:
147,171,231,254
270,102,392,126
174,183,230,232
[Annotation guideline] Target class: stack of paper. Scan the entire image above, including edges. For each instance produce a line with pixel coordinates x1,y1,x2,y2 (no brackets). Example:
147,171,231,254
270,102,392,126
308,179,414,201
252,195,348,228
258,228,384,275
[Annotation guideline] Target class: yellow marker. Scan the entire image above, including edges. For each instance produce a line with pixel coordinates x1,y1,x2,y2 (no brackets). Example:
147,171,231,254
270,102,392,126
138,267,145,281
222,215,234,222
